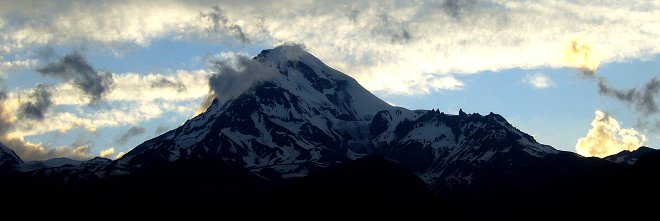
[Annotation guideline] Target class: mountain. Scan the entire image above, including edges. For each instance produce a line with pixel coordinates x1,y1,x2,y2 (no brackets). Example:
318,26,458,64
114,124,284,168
19,157,83,172
117,45,392,179
605,146,657,165
0,45,648,211
101,45,622,209
119,46,559,184
0,142,22,170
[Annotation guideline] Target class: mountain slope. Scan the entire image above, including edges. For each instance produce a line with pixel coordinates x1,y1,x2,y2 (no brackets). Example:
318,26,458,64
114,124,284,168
605,146,656,165
0,142,23,170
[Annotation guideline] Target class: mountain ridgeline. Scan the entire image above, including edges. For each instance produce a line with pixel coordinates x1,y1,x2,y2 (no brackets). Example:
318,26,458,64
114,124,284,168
1,46,658,212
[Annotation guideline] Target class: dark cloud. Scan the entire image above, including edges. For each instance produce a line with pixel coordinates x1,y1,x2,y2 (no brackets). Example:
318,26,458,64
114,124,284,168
36,52,114,104
115,126,146,145
442,0,478,19
150,77,186,92
372,13,412,43
208,54,279,104
18,84,54,121
200,6,249,44
596,77,660,131
154,125,170,135
598,77,659,116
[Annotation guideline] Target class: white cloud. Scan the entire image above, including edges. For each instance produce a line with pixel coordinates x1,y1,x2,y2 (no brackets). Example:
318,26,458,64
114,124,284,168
114,151,125,160
1,1,658,94
99,147,115,158
0,1,208,51
3,69,207,138
576,110,647,158
431,76,464,91
524,73,554,89
0,58,38,73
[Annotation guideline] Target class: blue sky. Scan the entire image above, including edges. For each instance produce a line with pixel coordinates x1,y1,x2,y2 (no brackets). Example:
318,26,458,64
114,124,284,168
0,0,658,160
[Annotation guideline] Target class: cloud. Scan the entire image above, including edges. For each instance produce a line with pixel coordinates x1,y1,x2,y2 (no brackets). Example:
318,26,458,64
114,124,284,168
429,76,464,91
562,36,601,76
3,70,207,139
0,80,91,161
0,57,38,73
370,13,413,44
598,77,659,116
31,46,55,60
524,73,554,89
99,147,115,158
442,0,477,19
1,135,91,161
115,126,146,145
150,77,187,92
37,52,114,103
0,79,15,136
194,92,216,116
576,110,647,158
200,6,249,43
101,70,207,104
18,84,54,121
0,68,205,161
154,125,170,135
114,151,125,160
208,53,279,104
1,1,659,94
0,1,209,49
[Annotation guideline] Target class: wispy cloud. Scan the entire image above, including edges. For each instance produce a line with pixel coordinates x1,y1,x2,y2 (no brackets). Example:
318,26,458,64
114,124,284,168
115,126,146,145
524,73,554,89
598,77,659,116
154,125,170,135
208,51,279,104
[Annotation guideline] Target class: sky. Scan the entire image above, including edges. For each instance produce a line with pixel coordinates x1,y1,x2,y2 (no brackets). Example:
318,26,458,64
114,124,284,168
0,0,658,161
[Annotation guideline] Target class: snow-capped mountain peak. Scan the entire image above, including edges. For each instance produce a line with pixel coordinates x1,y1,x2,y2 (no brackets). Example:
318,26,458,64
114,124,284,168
115,46,563,190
